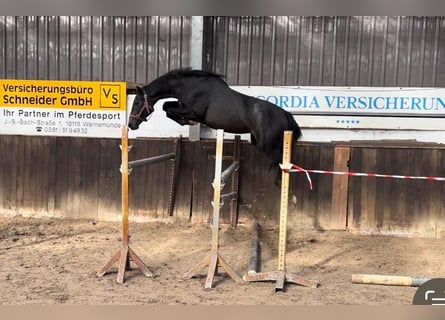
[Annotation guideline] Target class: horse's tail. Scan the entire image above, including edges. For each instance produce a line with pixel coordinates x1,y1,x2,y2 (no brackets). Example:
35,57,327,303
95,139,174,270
284,110,302,141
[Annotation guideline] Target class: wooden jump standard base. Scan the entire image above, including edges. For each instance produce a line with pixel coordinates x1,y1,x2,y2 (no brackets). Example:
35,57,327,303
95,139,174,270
243,131,320,291
97,126,155,284
183,129,244,289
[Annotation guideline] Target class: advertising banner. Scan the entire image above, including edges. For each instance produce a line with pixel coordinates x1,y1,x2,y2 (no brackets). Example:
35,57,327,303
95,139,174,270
0,79,126,138
234,86,445,130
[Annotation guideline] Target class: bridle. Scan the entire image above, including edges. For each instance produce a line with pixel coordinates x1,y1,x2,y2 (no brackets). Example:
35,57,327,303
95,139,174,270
130,94,154,122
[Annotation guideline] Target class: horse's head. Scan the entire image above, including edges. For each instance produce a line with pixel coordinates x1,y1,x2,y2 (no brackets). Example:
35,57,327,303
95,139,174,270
128,86,155,130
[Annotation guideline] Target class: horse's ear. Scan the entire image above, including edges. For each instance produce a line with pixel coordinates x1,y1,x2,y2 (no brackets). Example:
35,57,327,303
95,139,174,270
136,86,145,96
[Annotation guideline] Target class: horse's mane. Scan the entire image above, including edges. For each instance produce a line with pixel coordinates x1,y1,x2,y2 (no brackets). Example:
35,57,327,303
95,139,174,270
145,68,227,94
165,68,225,80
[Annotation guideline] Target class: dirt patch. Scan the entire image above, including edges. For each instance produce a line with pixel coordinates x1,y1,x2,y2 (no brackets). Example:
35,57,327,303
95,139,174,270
0,215,443,305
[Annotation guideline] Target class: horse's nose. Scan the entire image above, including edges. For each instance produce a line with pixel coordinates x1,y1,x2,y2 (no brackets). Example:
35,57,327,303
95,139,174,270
128,123,138,130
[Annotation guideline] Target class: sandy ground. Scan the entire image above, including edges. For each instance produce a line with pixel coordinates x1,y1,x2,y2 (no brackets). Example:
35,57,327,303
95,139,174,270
0,215,443,305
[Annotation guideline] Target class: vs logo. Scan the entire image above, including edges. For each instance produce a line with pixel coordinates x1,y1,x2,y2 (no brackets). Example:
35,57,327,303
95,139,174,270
103,88,118,104
100,84,122,108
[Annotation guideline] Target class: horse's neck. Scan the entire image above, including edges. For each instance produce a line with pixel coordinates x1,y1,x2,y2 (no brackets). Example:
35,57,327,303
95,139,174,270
149,92,181,105
147,80,184,103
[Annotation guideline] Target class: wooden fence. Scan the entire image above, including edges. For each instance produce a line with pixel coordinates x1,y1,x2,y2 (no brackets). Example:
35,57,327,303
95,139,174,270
0,135,444,237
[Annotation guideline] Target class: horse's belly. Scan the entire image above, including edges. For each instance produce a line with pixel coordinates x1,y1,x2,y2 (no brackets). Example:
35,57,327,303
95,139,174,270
200,98,251,133
205,118,249,134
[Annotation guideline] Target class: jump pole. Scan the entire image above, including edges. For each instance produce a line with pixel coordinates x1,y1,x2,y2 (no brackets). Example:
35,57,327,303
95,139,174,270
352,274,431,287
97,125,154,284
248,221,260,275
243,130,320,291
183,129,244,289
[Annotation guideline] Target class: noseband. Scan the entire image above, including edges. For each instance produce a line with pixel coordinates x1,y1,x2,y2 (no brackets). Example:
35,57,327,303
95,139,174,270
130,94,154,122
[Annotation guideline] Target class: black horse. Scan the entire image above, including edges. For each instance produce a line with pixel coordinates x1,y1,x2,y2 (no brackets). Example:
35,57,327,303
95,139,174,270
128,68,302,181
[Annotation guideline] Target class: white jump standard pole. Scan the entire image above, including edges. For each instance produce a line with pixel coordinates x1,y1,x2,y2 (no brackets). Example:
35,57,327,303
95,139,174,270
183,129,244,289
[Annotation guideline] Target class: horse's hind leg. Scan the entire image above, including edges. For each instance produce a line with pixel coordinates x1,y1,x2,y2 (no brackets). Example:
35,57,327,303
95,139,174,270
250,134,256,146
268,148,284,187
252,124,285,185
259,145,283,186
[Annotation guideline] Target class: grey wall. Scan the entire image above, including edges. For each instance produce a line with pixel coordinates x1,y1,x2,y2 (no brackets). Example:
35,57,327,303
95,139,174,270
203,16,445,87
2,16,444,88
0,16,191,83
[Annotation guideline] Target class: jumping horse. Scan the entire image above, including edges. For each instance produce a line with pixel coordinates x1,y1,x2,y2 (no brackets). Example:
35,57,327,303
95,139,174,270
128,68,302,183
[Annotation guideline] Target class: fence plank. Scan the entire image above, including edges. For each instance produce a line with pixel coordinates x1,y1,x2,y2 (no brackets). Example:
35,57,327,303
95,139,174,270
97,138,121,221
78,138,100,219
330,147,350,229
54,137,70,217
172,140,195,222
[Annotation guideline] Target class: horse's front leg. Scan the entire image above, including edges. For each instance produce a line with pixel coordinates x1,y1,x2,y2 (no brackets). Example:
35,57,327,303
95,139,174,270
162,100,181,112
163,101,200,126
166,112,193,125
